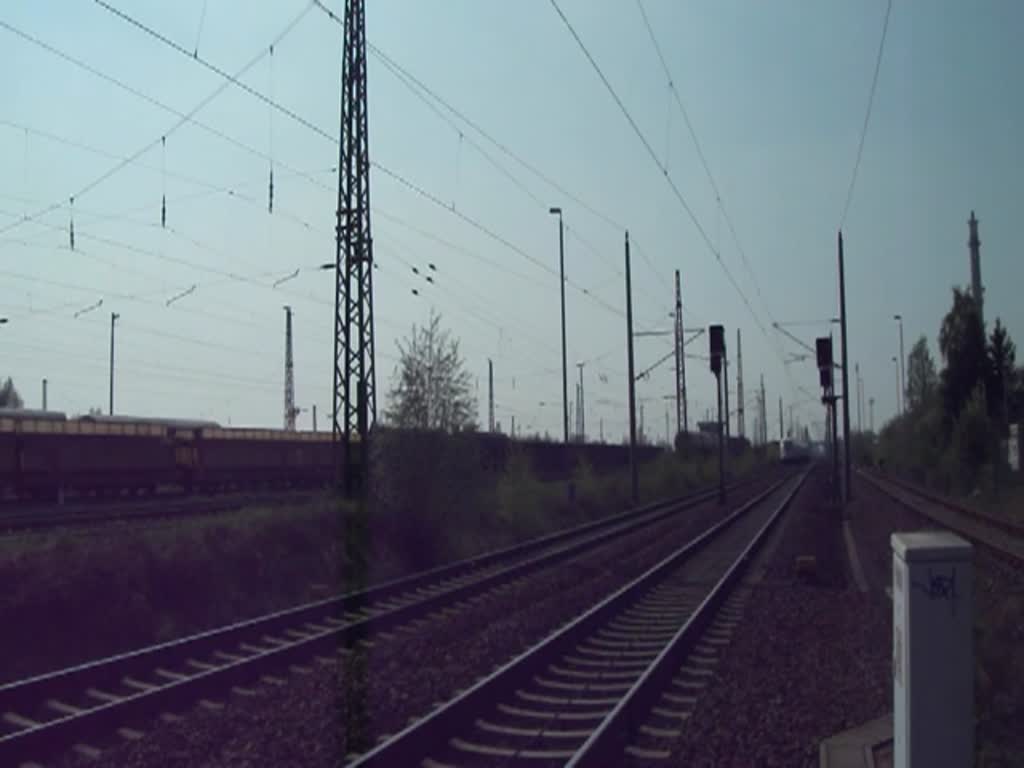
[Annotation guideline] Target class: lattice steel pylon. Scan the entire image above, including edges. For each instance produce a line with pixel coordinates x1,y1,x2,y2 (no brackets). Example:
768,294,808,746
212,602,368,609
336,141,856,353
736,328,745,439
674,270,687,436
284,305,297,431
332,0,376,496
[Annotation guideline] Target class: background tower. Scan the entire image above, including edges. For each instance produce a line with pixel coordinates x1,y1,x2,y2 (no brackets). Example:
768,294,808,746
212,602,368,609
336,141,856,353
333,0,376,494
968,210,984,324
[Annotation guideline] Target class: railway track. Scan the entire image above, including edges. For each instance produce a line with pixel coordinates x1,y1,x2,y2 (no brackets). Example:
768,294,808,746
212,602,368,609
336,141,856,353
860,470,1024,563
0,472,776,766
0,489,323,536
349,470,809,767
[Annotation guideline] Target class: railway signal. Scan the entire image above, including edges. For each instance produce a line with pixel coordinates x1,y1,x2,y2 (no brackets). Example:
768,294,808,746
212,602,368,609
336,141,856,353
816,335,840,500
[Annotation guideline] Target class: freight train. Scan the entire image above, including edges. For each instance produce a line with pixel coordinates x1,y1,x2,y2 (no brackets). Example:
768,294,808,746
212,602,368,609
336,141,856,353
0,409,337,500
1,407,691,501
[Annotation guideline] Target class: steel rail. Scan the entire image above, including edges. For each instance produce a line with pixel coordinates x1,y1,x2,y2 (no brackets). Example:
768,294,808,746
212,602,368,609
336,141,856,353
0,473,771,764
347,473,799,766
859,469,1024,563
568,470,808,765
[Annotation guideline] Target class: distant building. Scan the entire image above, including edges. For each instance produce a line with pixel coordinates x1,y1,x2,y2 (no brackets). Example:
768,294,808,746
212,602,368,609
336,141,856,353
968,210,984,325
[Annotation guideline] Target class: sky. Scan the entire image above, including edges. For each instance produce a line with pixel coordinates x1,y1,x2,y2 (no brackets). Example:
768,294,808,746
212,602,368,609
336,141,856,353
1,0,1021,442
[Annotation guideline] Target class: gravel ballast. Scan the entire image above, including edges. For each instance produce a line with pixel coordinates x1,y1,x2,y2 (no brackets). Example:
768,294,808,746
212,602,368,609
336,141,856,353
634,470,891,767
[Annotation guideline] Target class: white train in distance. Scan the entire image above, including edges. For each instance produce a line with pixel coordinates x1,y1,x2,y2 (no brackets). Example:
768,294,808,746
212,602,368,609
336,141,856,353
778,438,813,465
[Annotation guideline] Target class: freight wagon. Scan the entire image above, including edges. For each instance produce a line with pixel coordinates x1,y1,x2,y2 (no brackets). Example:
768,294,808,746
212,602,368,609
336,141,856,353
0,409,338,501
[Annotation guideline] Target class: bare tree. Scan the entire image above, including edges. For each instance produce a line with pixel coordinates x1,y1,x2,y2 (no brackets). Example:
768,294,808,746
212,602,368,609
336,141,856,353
0,377,23,408
384,311,476,432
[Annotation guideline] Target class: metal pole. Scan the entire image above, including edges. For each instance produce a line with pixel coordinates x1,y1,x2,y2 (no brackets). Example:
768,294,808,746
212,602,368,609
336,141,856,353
717,370,725,504
831,395,840,501
855,363,862,433
838,231,853,501
313,404,317,432
760,375,766,446
736,329,744,439
899,319,906,415
42,378,47,411
723,352,730,441
893,356,900,420
779,396,784,441
577,362,585,442
109,312,119,415
488,358,494,432
624,232,638,504
551,209,569,444
674,270,687,435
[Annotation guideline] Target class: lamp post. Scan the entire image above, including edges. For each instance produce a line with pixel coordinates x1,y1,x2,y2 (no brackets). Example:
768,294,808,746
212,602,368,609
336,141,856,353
892,355,900,419
109,312,120,415
894,314,905,416
549,207,569,444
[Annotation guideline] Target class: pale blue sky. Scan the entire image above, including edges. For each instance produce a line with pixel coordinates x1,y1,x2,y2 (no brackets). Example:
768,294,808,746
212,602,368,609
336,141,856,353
1,1,1021,441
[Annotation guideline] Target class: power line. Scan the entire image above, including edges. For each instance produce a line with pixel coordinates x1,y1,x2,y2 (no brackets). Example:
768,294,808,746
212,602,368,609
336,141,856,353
839,0,893,229
0,16,332,198
371,161,625,318
92,0,629,323
634,0,770,316
548,0,768,338
0,6,313,237
368,25,668,317
93,1,328,141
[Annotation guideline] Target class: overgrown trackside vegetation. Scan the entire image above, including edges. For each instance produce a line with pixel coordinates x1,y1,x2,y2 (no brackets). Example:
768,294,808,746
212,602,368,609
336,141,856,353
3,433,770,683
865,288,1023,762
875,289,1022,512
4,313,772,682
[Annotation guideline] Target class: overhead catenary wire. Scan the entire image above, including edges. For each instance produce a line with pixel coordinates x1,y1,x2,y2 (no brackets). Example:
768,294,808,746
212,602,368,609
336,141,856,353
839,0,894,229
92,0,630,324
8,5,641,403
634,0,769,315
6,4,714,435
370,39,675,317
548,0,768,340
0,4,313,238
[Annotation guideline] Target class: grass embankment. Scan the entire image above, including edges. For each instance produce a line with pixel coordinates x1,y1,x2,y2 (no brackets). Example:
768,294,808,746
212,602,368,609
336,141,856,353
0,501,371,683
2,447,768,683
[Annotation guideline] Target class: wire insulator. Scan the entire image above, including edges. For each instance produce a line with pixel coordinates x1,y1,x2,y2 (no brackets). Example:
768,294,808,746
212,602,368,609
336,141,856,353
69,196,75,251
161,194,167,228
268,168,274,213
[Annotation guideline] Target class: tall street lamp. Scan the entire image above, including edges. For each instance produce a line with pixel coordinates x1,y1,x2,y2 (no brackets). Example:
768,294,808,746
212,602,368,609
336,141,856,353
894,314,905,415
109,312,120,415
549,207,569,444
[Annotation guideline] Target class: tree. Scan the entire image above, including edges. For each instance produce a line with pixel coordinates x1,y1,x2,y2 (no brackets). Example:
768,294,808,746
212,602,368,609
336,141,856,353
938,288,988,423
1009,366,1024,425
0,377,23,408
384,311,476,432
905,336,938,413
986,318,1016,428
950,384,994,492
